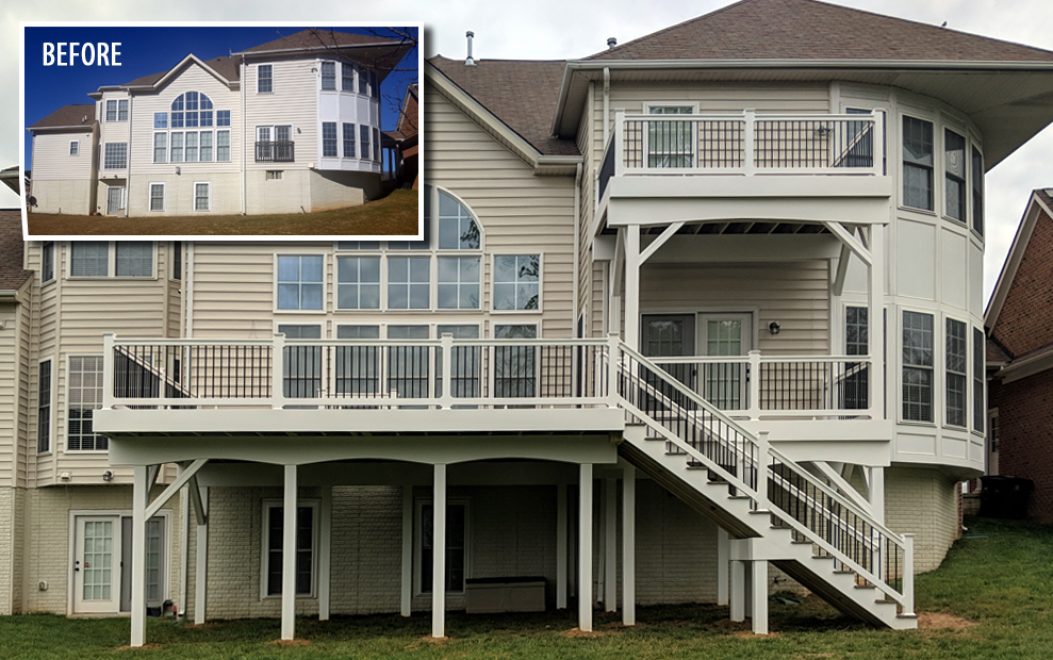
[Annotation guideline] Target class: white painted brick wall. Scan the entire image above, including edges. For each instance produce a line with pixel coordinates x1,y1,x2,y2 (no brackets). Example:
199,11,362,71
885,466,961,572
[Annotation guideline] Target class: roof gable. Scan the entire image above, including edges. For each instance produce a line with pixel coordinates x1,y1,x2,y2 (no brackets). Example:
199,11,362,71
28,103,95,131
239,29,399,54
122,54,240,88
0,210,31,292
588,0,1053,63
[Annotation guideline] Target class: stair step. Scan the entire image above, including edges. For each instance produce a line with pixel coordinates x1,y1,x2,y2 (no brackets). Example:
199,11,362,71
853,584,876,590
748,509,771,515
728,495,752,501
897,613,918,620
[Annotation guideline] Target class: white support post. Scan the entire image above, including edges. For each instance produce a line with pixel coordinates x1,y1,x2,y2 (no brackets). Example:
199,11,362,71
272,333,286,410
102,333,116,410
868,466,886,523
556,484,568,610
743,110,756,176
621,465,636,626
193,486,209,625
607,332,621,407
624,225,641,351
400,485,413,617
869,223,886,420
729,560,745,622
281,465,298,641
756,431,770,512
750,560,769,635
748,350,762,420
432,464,447,639
871,110,885,178
318,486,332,622
604,477,617,613
179,470,190,618
129,465,148,647
717,527,730,606
614,110,625,176
439,333,454,409
902,534,916,617
578,464,594,632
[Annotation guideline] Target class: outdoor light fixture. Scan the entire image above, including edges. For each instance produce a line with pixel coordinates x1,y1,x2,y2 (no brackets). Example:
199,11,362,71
175,166,181,175
102,470,114,482
769,321,782,335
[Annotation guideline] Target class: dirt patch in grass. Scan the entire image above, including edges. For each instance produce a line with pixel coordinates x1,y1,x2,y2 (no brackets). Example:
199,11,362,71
917,611,978,631
561,627,608,638
26,189,418,237
269,638,312,647
116,643,163,651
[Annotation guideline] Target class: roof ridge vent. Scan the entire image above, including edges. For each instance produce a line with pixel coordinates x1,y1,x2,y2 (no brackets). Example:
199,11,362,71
465,31,476,66
607,37,617,49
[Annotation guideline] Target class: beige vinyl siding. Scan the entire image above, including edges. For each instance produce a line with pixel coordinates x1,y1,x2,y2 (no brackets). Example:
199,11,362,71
576,82,596,337
0,304,18,487
244,57,318,171
640,260,831,354
16,293,32,488
426,90,576,337
30,131,94,215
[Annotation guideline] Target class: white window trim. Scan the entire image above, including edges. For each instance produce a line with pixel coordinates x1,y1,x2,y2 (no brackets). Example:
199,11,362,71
413,497,470,596
148,182,165,213
898,306,937,428
971,325,986,438
257,64,274,94
68,140,79,156
41,242,56,284
942,313,968,430
260,499,319,600
273,252,328,314
940,124,969,227
321,121,339,158
436,254,483,311
968,139,986,244
386,254,433,312
898,109,938,216
66,242,158,281
334,253,382,312
192,181,212,213
37,356,56,455
490,253,544,314
102,142,129,170
319,60,338,92
64,353,106,454
435,187,485,253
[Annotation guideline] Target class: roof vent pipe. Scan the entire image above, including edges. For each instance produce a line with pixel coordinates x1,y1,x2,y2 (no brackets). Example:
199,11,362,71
465,31,476,66
607,37,617,49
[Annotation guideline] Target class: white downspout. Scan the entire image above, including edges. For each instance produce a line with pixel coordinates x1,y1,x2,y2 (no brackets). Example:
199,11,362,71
125,95,132,217
185,243,195,338
602,67,610,147
572,162,582,331
240,55,247,215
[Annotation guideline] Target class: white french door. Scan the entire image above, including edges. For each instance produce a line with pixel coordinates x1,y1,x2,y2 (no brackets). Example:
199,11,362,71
74,516,121,613
698,313,752,410
106,186,125,215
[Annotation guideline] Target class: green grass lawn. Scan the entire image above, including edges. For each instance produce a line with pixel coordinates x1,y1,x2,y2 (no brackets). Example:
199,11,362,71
26,189,419,237
2,517,1051,659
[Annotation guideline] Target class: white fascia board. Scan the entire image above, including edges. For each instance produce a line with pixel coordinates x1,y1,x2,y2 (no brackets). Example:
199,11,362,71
998,344,1053,383
94,54,237,96
985,191,1051,329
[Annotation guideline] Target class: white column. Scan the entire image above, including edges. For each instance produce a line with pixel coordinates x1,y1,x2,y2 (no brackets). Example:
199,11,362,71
431,465,447,639
869,223,886,419
868,466,886,523
400,485,413,617
194,486,209,625
178,468,190,618
129,465,148,647
318,485,332,622
621,465,636,626
750,560,769,635
716,528,729,607
604,477,617,613
729,560,745,622
624,225,641,349
578,464,594,632
556,484,568,610
281,465,298,641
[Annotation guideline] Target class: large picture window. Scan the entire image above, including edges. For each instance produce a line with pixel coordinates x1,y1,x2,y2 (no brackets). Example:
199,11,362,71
70,242,109,277
116,243,153,278
438,257,480,310
156,91,229,163
262,502,317,597
68,356,106,451
103,143,128,169
902,311,934,422
902,116,934,211
494,325,538,398
388,256,430,309
276,255,324,311
336,256,380,309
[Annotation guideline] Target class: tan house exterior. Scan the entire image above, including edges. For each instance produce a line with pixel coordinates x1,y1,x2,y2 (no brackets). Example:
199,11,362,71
5,0,1053,648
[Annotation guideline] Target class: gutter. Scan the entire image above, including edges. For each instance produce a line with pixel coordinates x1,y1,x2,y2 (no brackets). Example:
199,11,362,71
552,57,1053,133
233,40,405,57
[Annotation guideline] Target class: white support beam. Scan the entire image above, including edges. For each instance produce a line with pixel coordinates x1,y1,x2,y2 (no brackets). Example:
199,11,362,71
604,477,617,613
578,464,594,632
188,476,208,526
432,464,447,639
281,465,298,641
147,464,161,490
869,223,887,421
750,561,769,635
400,485,413,617
624,225,641,349
145,458,208,520
318,486,332,622
832,242,852,297
729,560,745,622
193,486,209,625
716,527,729,607
809,461,874,514
621,465,636,626
823,221,872,266
556,484,568,610
129,465,148,648
868,466,886,523
639,221,684,264
178,470,190,618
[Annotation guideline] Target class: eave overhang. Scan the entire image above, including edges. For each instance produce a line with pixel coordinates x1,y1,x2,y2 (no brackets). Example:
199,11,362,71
553,59,1053,168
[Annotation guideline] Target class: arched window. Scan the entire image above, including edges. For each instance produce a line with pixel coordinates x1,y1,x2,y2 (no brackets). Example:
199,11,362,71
436,188,481,250
171,91,214,128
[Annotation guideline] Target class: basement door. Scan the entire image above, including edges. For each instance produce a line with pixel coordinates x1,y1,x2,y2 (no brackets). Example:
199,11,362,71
73,515,166,614
106,186,125,215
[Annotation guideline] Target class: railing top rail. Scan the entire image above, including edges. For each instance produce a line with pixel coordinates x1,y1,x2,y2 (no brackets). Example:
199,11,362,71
112,337,610,348
114,338,275,347
621,112,878,121
649,354,873,364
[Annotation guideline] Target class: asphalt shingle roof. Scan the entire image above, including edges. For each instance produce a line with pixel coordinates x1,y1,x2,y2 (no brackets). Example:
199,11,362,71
0,210,31,292
28,104,95,130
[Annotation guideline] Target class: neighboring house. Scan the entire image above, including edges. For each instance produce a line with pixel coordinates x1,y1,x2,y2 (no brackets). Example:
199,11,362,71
985,189,1053,522
3,0,1053,648
26,30,412,217
384,83,419,188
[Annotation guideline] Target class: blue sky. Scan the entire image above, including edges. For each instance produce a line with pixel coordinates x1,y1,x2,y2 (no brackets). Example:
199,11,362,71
23,25,418,169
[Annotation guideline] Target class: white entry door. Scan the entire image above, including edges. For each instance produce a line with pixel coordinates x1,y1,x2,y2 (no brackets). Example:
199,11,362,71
74,516,122,613
106,186,125,215
698,313,752,410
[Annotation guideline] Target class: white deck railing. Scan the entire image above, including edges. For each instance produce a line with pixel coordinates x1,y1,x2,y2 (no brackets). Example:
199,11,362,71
597,110,885,201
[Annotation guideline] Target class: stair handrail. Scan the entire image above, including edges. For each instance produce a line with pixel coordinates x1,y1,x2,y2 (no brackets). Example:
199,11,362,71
615,341,912,607
112,344,193,400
